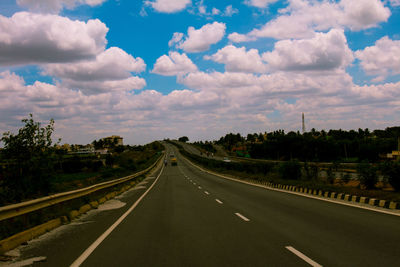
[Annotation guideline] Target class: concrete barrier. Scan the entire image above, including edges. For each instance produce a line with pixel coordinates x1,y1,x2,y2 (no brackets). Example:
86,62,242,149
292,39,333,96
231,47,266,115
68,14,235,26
0,218,61,254
351,196,360,203
379,200,387,208
360,197,369,204
389,202,398,210
369,198,378,206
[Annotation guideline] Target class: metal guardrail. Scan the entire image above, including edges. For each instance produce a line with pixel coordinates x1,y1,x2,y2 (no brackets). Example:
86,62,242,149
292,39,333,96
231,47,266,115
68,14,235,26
0,153,164,222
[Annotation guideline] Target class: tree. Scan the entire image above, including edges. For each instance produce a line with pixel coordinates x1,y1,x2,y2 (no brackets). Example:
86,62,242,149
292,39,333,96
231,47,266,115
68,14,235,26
1,114,57,203
178,136,189,143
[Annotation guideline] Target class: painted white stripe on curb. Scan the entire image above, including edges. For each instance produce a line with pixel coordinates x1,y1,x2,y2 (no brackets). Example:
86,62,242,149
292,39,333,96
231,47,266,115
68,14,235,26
70,164,165,267
215,199,223,204
204,191,209,195
235,212,250,221
286,246,322,267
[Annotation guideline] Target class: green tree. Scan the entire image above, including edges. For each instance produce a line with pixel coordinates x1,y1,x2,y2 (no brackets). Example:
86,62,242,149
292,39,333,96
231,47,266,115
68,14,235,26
1,114,57,203
178,136,189,142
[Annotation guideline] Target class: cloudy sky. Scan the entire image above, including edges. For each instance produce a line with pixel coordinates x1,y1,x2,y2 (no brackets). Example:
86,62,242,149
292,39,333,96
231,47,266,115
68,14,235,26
0,0,399,145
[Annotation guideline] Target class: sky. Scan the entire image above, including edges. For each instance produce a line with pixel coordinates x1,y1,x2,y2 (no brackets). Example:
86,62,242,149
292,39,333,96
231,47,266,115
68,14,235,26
0,0,400,145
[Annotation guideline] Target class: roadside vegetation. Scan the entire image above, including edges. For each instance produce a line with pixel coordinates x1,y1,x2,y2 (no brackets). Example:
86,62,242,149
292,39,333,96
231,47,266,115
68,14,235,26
170,131,400,202
0,115,164,206
217,128,399,162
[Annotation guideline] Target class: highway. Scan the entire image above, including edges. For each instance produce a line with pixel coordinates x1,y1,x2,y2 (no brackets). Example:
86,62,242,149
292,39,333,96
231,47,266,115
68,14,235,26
9,144,400,266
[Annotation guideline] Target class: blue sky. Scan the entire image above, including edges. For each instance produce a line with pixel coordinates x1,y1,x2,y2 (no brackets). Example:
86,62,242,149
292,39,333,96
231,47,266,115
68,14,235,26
0,0,400,145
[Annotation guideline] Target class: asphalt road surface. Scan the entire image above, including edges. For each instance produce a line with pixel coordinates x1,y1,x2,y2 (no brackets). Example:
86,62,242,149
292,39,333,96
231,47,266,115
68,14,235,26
8,144,400,266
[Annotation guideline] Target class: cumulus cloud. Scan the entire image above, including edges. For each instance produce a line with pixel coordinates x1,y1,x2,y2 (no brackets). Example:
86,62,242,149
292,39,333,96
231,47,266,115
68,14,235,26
17,0,107,14
262,29,354,71
356,36,400,82
229,0,390,42
1,68,400,145
170,22,226,53
44,47,145,81
145,0,191,13
0,12,108,66
43,47,146,94
152,52,197,76
245,0,279,8
205,45,267,73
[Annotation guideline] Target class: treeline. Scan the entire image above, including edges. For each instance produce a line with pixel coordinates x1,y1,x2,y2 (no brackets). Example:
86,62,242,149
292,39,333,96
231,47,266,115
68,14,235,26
178,145,400,193
216,127,400,162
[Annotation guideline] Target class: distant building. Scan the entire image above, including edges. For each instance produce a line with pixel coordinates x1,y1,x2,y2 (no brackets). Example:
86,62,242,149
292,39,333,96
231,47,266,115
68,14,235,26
101,135,123,147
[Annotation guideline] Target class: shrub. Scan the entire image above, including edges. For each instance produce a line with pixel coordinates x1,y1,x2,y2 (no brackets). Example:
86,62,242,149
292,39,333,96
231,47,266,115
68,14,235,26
357,161,378,189
279,160,301,180
380,161,400,192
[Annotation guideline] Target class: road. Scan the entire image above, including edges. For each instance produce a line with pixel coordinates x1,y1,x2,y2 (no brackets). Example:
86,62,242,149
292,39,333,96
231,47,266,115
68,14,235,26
8,144,400,266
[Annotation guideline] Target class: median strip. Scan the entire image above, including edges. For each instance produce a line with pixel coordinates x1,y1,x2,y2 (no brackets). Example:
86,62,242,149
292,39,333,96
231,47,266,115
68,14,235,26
285,246,322,267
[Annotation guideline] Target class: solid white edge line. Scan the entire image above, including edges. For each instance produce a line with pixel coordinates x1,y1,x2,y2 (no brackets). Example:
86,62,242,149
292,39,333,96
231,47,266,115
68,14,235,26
235,212,250,221
215,199,223,204
181,155,400,217
70,163,165,267
285,246,322,267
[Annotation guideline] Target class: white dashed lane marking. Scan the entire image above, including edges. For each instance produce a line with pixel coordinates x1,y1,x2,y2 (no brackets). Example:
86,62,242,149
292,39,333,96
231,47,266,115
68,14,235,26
215,199,223,204
235,213,250,222
285,246,322,267
204,191,209,195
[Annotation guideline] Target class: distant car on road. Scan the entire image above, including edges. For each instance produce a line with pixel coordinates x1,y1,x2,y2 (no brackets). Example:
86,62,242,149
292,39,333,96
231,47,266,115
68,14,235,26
171,157,178,166
223,157,231,162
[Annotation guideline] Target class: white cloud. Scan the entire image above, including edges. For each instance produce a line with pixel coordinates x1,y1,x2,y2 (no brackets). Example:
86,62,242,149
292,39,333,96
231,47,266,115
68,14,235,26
389,0,400,6
230,0,390,42
228,32,256,43
212,8,220,15
223,5,239,16
262,29,354,71
205,45,267,73
172,22,226,53
1,69,400,145
17,0,106,14
355,36,400,81
145,0,191,13
43,47,146,94
152,52,197,76
44,47,145,81
0,12,108,66
168,32,184,47
61,76,146,94
245,0,278,8
340,0,392,31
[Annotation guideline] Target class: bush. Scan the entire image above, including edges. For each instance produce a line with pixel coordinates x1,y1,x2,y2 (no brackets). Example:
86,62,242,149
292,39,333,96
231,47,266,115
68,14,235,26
357,161,378,189
279,160,301,180
380,161,400,192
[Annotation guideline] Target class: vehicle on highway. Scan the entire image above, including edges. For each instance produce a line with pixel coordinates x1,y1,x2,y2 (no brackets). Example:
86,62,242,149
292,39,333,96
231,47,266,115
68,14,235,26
171,157,177,166
223,157,231,162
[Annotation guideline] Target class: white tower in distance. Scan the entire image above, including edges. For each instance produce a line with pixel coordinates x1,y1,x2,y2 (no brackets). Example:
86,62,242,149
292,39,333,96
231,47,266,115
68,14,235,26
302,113,306,134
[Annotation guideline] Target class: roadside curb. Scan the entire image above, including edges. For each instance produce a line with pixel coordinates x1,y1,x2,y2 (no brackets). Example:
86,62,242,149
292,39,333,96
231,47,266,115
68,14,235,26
181,154,400,216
